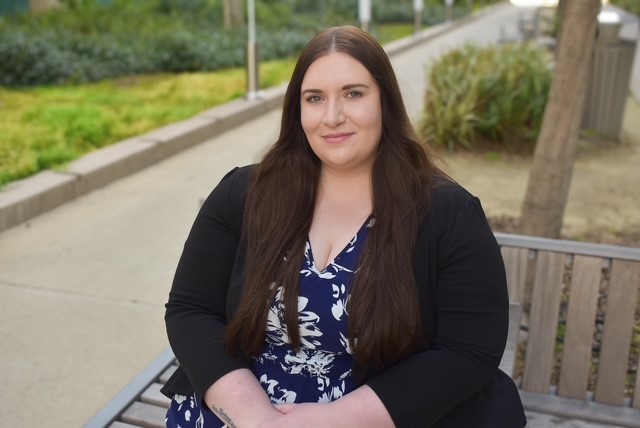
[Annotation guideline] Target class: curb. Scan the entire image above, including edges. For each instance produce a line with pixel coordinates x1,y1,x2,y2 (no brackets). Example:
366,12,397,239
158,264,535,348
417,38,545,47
0,3,508,234
0,83,287,233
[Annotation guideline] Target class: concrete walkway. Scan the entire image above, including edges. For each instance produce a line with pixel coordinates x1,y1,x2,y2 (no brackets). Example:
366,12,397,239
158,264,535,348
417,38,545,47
0,4,637,427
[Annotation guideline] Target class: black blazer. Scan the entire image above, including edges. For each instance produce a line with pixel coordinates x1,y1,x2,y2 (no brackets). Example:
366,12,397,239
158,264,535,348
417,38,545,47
162,165,526,427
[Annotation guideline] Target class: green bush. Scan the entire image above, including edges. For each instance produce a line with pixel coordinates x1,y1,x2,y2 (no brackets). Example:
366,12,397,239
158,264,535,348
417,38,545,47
418,43,552,152
0,31,77,86
0,0,319,87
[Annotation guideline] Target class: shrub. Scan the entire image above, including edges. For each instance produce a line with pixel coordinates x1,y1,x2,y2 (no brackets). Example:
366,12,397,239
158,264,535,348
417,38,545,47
0,31,80,86
418,43,552,152
0,0,320,87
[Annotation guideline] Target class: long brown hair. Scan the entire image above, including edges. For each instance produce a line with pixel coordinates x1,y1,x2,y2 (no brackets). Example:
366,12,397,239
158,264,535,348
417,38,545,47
225,26,441,365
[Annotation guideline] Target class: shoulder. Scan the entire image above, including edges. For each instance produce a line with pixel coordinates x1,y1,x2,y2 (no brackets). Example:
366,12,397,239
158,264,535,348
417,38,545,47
198,164,256,233
428,175,477,220
220,164,256,191
213,164,256,207
421,175,495,251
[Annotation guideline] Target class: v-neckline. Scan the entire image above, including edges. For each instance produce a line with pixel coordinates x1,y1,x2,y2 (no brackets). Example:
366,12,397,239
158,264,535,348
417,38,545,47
307,215,373,273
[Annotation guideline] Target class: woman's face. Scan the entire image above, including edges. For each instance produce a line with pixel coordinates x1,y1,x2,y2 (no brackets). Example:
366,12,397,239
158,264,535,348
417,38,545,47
300,52,382,175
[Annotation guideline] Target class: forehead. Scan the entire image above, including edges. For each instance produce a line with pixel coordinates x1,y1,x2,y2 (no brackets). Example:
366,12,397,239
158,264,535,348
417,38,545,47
301,52,375,88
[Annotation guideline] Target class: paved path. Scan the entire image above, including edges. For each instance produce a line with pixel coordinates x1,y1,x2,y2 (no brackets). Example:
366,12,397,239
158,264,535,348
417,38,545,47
0,4,636,427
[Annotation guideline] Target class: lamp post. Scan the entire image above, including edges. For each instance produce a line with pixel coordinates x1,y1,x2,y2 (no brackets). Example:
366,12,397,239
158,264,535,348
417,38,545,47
445,0,454,22
414,0,423,34
359,0,371,33
247,0,260,100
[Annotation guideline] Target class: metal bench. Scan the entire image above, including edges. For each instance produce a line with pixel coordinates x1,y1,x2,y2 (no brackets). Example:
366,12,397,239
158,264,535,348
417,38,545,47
85,233,640,428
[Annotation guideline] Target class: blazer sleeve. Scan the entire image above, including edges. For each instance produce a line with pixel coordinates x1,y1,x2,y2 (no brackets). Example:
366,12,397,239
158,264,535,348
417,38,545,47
164,166,252,403
365,190,509,427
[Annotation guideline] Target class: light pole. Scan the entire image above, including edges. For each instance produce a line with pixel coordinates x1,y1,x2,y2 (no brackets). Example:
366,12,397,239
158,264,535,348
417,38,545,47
414,0,423,34
247,0,260,100
445,0,454,22
359,0,371,33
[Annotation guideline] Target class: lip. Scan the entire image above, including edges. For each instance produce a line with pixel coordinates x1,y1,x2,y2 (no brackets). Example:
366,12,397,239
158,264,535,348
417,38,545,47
322,132,354,144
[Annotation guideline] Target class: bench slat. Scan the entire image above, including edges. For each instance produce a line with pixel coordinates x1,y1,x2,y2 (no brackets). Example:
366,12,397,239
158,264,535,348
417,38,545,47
558,255,602,399
141,382,172,408
109,422,139,428
522,251,565,393
502,247,529,303
159,365,177,385
121,402,167,428
595,260,640,405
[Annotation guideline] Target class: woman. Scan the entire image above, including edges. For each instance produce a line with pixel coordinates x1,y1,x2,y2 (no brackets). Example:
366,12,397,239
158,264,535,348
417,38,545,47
162,26,526,427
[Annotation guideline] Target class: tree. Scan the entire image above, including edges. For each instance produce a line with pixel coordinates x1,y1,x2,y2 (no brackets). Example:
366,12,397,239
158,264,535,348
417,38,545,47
519,0,601,238
554,0,568,53
223,0,244,28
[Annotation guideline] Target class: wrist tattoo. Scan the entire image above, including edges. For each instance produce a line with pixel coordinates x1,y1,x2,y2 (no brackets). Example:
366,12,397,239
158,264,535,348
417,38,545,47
211,405,237,428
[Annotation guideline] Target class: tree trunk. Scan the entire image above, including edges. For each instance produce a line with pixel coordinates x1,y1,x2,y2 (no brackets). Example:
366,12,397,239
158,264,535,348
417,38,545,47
555,0,568,54
519,0,600,238
223,0,244,28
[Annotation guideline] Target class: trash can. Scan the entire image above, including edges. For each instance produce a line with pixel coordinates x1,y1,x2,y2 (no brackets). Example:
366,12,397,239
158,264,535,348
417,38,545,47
582,12,637,138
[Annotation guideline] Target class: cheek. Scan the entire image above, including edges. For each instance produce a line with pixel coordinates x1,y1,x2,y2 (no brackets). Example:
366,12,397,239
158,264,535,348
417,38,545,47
300,106,320,134
355,106,382,135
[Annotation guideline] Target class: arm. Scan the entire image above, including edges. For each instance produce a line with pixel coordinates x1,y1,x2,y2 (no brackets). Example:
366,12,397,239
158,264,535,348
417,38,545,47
260,385,394,428
165,166,279,424
365,193,509,427
204,369,283,427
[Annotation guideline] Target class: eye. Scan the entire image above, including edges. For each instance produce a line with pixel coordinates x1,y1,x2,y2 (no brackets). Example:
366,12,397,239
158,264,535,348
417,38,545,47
345,90,363,99
304,94,323,103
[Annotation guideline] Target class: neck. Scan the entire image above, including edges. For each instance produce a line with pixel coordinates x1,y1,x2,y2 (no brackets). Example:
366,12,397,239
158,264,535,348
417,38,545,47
317,166,373,212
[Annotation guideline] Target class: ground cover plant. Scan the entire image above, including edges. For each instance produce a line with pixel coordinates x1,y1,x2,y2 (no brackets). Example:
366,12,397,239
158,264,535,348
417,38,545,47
0,58,296,186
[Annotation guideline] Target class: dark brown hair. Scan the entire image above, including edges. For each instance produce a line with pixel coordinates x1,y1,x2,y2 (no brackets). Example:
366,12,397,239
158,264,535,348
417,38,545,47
225,26,441,365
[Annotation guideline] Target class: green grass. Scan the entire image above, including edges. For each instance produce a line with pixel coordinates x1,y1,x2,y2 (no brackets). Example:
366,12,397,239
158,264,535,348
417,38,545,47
372,23,415,43
0,57,297,187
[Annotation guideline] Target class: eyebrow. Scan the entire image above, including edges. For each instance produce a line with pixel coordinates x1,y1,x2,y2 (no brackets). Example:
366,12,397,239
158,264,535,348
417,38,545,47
301,83,370,95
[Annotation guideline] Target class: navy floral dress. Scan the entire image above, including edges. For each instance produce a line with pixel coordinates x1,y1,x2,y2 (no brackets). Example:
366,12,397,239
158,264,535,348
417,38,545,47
166,217,374,428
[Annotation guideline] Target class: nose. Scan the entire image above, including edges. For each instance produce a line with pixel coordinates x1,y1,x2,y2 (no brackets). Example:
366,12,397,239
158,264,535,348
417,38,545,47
323,98,345,127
